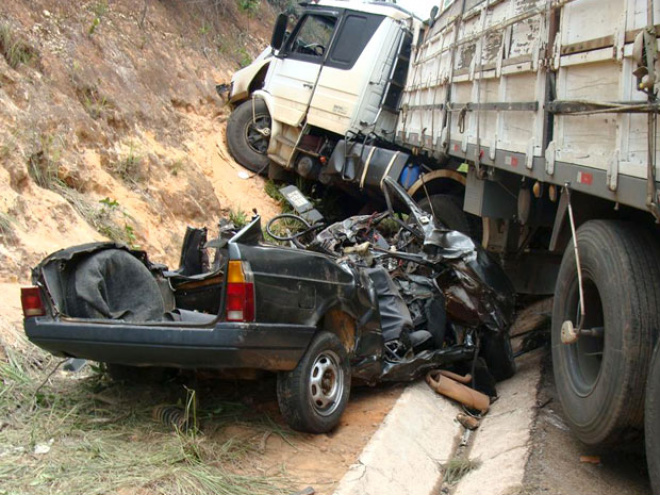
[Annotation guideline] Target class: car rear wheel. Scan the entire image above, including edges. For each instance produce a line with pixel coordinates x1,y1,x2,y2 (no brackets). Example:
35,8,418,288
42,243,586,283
552,220,660,446
277,331,351,433
226,98,271,174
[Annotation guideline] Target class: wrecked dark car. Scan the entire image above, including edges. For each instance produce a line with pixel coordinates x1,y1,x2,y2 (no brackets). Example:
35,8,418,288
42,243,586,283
22,177,515,433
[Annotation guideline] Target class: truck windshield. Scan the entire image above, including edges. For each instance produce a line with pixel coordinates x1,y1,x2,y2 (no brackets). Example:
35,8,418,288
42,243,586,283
289,14,336,58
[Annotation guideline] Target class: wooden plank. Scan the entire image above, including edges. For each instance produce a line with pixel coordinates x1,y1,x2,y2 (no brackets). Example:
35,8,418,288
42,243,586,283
560,35,614,56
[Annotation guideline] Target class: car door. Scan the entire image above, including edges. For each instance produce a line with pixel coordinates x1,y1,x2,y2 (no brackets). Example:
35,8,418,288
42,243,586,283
268,12,339,128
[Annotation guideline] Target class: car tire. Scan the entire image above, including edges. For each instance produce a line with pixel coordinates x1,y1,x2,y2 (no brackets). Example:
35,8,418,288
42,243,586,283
418,194,482,240
551,220,660,446
277,331,351,433
480,332,516,382
646,343,660,495
226,98,271,174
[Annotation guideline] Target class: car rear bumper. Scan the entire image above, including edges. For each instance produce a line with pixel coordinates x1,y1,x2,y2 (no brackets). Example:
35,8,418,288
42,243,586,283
24,317,316,371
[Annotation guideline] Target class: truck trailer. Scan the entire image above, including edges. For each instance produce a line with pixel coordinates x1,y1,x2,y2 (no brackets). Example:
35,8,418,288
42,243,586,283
224,0,660,487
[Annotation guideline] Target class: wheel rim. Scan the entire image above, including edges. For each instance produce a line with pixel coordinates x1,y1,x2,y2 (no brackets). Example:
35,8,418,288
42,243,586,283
245,114,271,155
564,277,605,396
309,350,344,417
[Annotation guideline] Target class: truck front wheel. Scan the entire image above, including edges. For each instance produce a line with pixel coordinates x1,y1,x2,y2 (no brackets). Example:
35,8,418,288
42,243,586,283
226,98,271,174
646,343,660,495
551,220,660,446
277,331,351,433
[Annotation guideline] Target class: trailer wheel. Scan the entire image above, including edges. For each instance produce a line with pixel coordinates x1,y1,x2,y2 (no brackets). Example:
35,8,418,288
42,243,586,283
646,343,660,495
418,194,481,240
277,331,351,433
480,332,516,382
551,220,660,446
226,98,271,174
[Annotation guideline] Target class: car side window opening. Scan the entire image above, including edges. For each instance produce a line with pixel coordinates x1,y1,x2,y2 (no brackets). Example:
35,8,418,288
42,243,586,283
289,14,337,60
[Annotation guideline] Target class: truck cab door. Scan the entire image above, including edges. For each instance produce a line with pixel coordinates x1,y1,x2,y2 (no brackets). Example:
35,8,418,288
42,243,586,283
267,12,338,128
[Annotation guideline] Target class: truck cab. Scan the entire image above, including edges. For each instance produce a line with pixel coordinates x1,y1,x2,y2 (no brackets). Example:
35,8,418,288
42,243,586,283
260,1,417,168
226,1,431,201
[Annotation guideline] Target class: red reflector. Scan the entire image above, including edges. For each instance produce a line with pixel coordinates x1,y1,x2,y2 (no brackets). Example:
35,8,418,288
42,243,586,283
21,286,46,317
226,283,255,322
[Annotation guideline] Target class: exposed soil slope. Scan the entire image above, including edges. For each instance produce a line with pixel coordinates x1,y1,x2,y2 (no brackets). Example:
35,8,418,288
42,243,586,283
0,0,279,289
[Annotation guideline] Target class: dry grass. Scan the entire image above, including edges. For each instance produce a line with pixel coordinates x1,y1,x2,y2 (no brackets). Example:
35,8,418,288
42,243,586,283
442,457,482,485
0,212,17,245
0,23,37,69
0,349,294,495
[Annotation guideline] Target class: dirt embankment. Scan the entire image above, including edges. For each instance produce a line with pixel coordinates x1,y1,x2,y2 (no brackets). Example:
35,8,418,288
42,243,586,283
0,0,280,291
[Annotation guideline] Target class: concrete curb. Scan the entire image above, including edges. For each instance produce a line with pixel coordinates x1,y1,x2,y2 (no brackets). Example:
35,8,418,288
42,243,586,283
454,351,542,495
332,351,542,495
333,380,462,495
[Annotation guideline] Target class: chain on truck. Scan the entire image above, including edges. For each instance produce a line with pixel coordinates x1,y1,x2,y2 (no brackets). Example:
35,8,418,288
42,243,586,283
221,0,660,490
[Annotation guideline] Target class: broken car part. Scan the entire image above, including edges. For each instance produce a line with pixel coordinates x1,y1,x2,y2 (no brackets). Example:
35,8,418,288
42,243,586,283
426,370,490,414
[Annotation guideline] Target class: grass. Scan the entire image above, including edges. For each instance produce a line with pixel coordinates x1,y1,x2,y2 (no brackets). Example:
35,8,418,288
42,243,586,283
167,158,185,176
229,208,249,228
0,348,293,495
91,0,109,17
80,86,112,120
27,135,65,191
264,180,286,205
109,142,145,186
0,212,17,244
237,47,252,68
0,131,18,161
0,23,37,69
61,191,139,247
442,458,482,485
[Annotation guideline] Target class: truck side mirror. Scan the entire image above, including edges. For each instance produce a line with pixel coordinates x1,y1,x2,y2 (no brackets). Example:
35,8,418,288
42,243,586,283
271,14,288,51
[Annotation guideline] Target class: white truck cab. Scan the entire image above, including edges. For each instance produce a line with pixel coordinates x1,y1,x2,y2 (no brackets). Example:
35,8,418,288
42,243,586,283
226,1,424,192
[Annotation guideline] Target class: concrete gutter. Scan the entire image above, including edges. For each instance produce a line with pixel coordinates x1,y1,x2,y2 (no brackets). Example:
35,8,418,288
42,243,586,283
333,380,462,495
333,351,542,495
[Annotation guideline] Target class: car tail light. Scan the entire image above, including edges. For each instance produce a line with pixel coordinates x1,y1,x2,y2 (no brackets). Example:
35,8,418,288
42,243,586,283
226,261,255,322
21,286,46,317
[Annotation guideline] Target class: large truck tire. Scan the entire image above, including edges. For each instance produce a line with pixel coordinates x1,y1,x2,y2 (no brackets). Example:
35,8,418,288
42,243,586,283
418,194,482,240
551,220,660,446
277,331,351,433
646,343,660,495
226,98,271,174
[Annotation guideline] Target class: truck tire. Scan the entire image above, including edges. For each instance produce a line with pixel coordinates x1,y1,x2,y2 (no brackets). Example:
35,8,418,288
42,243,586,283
226,98,271,174
277,331,351,433
418,194,481,240
646,343,660,495
480,333,516,382
551,220,660,446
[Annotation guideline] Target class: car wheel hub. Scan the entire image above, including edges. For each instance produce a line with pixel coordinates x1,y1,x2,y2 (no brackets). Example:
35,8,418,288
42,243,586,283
309,350,343,416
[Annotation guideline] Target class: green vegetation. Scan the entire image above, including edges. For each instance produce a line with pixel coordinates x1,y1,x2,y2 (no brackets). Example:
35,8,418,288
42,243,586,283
91,0,109,17
110,142,145,186
0,23,36,69
237,47,252,68
0,212,17,244
88,0,108,35
229,208,249,228
80,86,112,120
442,458,481,485
0,349,292,495
238,0,261,15
167,158,185,176
27,135,65,191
